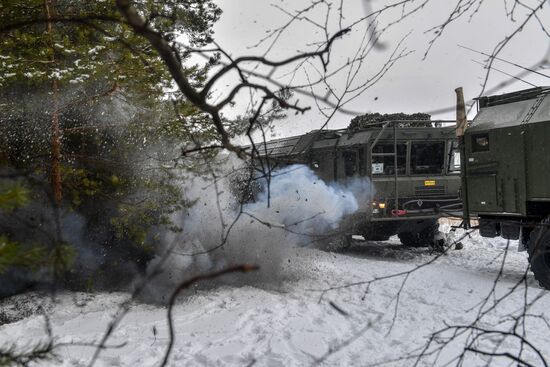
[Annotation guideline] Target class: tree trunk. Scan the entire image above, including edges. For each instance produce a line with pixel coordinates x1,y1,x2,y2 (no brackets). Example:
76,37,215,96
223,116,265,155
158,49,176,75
44,0,62,205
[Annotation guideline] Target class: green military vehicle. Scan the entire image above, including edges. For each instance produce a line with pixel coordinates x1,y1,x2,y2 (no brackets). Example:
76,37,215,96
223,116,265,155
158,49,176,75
462,86,550,289
247,121,462,246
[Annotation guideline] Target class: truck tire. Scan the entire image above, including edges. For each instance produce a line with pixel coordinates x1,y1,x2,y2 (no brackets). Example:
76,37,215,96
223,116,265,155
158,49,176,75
398,219,438,247
398,231,423,246
363,231,392,241
528,217,550,290
317,234,352,252
361,222,397,241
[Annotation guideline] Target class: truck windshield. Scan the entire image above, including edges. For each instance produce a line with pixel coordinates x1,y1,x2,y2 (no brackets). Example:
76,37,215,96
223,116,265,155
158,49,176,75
371,143,406,175
411,142,445,174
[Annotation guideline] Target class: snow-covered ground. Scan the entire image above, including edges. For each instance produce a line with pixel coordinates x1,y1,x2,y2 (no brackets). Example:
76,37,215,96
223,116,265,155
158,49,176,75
1,226,549,366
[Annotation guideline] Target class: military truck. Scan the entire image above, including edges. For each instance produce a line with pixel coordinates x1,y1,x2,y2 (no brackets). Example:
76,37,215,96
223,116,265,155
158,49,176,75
246,122,462,246
461,86,550,289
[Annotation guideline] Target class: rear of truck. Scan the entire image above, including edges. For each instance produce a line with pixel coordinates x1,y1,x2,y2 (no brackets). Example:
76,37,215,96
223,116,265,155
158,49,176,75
463,86,550,288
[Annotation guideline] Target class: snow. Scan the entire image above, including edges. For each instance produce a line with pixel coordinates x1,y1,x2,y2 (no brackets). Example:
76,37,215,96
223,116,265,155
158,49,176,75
1,227,549,366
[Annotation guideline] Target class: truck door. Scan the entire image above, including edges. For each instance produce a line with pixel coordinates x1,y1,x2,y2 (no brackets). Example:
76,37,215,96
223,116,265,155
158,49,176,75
466,132,502,213
466,129,526,214
339,149,366,179
342,150,358,177
495,127,526,214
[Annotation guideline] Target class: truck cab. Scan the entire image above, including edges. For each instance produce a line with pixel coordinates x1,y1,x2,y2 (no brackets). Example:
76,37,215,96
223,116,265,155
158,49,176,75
308,123,461,243
245,121,462,246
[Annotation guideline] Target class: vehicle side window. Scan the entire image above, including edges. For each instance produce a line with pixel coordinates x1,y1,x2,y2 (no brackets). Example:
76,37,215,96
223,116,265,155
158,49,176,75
448,140,461,172
343,150,357,177
358,147,366,175
471,133,490,152
411,142,445,174
371,144,406,175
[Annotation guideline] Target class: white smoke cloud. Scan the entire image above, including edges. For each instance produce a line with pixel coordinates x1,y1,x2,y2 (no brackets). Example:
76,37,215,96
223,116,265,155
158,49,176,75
141,160,372,300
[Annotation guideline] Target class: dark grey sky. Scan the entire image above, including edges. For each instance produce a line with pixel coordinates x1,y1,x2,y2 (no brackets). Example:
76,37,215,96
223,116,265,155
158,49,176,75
210,0,550,138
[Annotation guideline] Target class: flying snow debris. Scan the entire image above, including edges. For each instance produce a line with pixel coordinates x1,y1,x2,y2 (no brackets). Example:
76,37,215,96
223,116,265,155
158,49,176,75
142,163,372,299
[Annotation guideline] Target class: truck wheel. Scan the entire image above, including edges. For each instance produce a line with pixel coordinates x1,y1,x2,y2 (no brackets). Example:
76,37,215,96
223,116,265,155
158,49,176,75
398,220,438,247
398,231,423,246
317,234,352,252
361,222,396,241
363,231,392,241
528,217,550,290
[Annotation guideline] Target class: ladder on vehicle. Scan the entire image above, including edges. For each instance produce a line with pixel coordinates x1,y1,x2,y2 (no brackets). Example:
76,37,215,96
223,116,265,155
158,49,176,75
370,122,400,212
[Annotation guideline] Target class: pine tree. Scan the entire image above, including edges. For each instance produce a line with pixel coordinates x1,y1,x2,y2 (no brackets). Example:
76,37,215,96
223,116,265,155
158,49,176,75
0,0,222,293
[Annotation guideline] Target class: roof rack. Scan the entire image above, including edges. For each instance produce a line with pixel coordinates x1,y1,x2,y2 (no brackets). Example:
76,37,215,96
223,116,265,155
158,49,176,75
345,119,455,128
242,133,316,157
475,86,550,108
243,120,456,158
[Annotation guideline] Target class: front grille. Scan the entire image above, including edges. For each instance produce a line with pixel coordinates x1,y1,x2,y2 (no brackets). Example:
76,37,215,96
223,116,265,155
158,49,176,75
414,185,446,197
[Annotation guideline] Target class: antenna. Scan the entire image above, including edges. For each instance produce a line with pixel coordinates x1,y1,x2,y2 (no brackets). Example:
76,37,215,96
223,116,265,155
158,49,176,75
459,44,550,79
471,59,537,87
